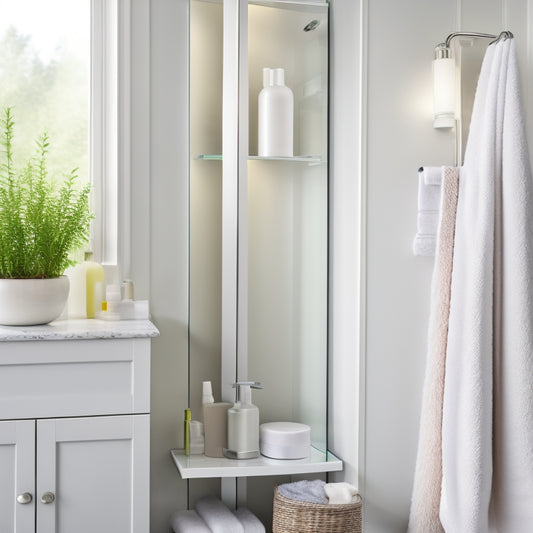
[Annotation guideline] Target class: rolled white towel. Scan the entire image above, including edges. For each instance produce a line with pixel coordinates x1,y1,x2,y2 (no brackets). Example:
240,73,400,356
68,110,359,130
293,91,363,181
169,510,211,533
324,482,359,504
196,496,244,533
278,479,328,504
234,507,266,533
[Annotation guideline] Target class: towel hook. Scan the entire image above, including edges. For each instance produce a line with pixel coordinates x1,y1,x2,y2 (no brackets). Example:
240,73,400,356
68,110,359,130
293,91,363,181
443,31,499,49
489,30,514,45
441,30,514,51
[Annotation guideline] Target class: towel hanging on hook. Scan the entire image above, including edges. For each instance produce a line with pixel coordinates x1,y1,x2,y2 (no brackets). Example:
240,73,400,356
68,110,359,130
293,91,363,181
432,30,514,163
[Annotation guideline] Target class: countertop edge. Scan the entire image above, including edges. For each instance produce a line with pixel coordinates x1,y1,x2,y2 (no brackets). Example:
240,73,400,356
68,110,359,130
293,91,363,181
0,319,160,342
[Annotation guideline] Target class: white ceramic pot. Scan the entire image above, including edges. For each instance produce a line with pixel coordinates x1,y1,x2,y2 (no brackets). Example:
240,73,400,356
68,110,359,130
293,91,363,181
0,276,70,326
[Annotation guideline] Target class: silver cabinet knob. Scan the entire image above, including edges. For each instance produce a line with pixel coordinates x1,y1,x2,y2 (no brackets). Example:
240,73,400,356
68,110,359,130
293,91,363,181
41,492,55,504
17,492,33,504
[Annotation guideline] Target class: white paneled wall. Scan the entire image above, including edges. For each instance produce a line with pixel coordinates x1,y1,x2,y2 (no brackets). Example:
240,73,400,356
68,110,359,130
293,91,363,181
328,1,533,532
133,0,533,531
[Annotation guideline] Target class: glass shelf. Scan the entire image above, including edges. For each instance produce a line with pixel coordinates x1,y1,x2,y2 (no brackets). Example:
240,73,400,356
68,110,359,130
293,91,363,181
195,1,329,9
195,155,325,164
170,447,342,479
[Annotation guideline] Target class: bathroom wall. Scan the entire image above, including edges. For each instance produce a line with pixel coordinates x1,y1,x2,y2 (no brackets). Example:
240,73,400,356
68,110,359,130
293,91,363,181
145,0,190,531
128,0,533,531
328,0,533,532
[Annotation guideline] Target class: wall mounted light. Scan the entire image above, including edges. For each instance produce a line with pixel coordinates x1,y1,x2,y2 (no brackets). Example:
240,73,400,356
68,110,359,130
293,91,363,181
433,43,456,128
432,31,513,130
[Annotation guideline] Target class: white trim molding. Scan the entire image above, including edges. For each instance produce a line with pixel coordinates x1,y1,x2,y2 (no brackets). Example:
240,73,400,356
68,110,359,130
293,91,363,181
91,0,140,284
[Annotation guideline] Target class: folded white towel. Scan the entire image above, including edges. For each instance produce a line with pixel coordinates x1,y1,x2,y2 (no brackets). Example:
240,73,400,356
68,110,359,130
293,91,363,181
170,510,212,533
413,235,437,257
414,170,442,256
234,508,266,533
278,479,328,504
417,173,441,211
324,482,359,504
196,496,244,533
417,211,439,235
419,166,442,186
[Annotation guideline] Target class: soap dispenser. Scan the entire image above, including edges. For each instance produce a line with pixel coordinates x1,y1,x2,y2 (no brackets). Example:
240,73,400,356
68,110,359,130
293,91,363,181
223,381,262,460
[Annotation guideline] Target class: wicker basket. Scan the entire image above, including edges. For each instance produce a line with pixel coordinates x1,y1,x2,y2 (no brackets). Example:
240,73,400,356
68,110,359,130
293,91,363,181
272,486,362,533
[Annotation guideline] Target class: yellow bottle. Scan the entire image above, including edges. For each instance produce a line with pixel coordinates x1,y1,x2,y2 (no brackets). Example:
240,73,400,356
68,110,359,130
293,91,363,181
66,252,104,319
84,252,104,318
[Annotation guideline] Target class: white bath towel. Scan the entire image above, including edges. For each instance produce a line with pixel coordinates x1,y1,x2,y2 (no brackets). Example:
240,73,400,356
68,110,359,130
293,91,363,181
233,508,266,533
170,510,212,533
324,482,359,504
441,38,533,532
408,167,459,533
196,496,244,533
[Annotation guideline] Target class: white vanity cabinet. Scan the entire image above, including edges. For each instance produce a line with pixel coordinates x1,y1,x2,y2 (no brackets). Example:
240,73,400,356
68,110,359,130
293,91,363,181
0,320,158,533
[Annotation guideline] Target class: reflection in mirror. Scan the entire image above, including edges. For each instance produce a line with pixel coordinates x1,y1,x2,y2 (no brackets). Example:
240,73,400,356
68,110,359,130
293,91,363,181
247,2,328,454
189,0,328,458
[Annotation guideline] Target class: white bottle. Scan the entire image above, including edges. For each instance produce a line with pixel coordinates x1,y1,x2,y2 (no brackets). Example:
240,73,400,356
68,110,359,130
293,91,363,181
202,381,215,405
223,381,262,460
258,68,294,157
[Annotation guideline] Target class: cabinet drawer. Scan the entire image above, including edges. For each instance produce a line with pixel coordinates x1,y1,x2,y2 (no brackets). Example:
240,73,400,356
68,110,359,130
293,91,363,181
0,338,150,420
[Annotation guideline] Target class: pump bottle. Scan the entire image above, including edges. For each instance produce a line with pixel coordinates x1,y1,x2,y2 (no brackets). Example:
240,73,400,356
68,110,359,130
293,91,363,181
223,381,262,460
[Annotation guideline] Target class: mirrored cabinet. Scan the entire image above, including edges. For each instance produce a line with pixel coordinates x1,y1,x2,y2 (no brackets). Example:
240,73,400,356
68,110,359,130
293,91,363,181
172,0,340,516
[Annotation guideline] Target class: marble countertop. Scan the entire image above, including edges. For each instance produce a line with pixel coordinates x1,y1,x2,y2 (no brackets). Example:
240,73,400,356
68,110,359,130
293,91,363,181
0,319,160,342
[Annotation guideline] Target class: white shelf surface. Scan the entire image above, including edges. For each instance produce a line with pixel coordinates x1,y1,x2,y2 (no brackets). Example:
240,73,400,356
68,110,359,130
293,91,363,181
170,447,342,479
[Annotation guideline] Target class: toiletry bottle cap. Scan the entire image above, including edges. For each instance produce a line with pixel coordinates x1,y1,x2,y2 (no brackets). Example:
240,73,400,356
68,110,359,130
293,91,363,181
273,68,285,86
202,381,215,404
262,67,273,87
106,284,121,302
121,279,134,300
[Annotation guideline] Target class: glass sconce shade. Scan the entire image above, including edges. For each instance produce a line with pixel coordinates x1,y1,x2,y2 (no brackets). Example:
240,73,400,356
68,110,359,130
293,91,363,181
433,56,456,128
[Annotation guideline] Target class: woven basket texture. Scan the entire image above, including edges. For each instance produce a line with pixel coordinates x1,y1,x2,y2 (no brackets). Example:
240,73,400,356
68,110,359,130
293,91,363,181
272,486,362,533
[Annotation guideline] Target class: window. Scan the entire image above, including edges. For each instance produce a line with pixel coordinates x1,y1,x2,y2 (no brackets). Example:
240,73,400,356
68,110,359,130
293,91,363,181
0,0,125,273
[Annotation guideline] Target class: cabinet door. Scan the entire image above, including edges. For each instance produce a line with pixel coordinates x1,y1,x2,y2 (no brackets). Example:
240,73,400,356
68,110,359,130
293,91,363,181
37,415,149,533
0,420,35,533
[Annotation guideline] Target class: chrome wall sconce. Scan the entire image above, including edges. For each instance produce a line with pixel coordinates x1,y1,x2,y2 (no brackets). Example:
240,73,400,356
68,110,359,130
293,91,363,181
433,31,513,129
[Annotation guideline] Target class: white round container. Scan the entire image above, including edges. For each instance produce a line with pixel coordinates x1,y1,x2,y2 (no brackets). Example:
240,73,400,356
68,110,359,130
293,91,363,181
260,422,311,459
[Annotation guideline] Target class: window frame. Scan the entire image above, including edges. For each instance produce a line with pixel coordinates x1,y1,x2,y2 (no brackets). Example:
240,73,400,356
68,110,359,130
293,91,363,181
91,0,132,281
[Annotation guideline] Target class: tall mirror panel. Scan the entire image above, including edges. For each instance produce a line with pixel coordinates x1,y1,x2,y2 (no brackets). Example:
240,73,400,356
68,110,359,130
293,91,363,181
247,1,329,453
189,0,329,459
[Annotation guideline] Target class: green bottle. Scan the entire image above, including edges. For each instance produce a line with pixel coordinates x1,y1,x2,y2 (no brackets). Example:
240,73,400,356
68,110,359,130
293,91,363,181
184,408,192,456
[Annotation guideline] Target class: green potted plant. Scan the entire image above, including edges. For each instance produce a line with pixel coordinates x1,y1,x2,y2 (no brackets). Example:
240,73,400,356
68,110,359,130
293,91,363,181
0,108,92,326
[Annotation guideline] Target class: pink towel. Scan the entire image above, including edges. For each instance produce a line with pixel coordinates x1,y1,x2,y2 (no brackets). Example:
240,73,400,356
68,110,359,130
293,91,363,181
408,166,459,533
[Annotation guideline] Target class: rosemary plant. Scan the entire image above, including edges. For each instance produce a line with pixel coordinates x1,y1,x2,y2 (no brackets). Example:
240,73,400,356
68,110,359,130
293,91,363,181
0,108,92,279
